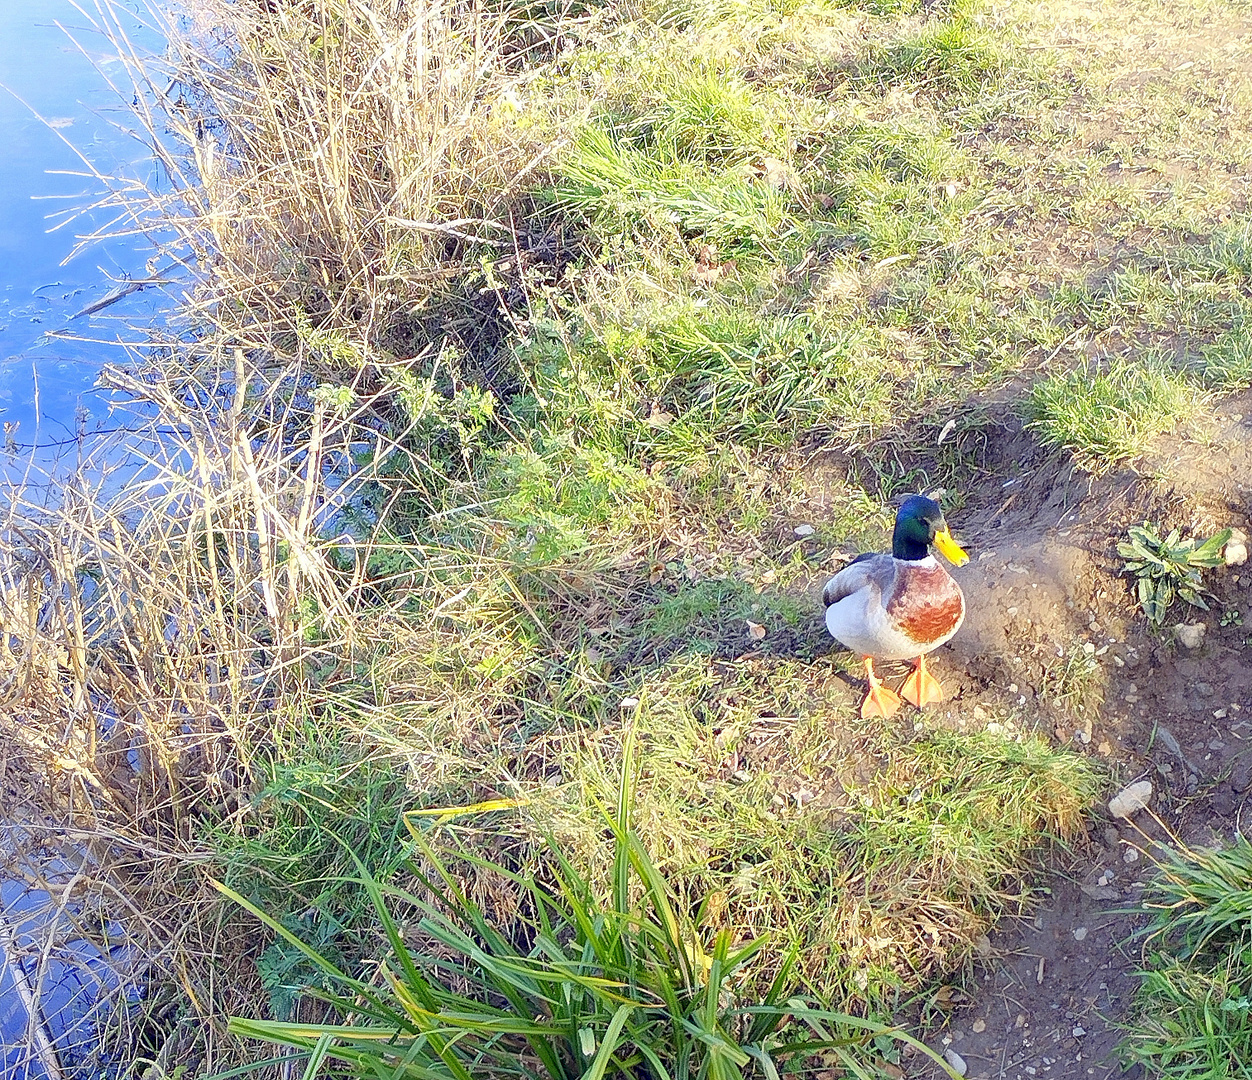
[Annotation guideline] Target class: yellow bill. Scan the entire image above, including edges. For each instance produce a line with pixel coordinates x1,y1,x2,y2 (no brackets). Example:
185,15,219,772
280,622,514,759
933,526,969,567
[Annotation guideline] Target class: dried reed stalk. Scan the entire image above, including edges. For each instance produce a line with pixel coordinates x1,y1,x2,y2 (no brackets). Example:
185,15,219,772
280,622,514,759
1,0,552,1069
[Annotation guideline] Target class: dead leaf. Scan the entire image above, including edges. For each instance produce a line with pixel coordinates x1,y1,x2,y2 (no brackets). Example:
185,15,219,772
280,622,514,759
746,620,767,640
814,192,836,209
760,155,796,189
649,562,665,585
693,243,728,286
701,890,729,926
647,403,674,429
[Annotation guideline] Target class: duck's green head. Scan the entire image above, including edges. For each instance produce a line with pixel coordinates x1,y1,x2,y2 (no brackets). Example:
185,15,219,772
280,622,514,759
893,495,970,565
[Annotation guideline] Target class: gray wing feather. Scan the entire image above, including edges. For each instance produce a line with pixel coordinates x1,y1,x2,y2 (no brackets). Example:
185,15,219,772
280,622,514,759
822,554,895,607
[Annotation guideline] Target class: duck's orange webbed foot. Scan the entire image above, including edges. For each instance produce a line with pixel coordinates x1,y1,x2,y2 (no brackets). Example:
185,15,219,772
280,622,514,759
900,653,945,708
859,657,902,719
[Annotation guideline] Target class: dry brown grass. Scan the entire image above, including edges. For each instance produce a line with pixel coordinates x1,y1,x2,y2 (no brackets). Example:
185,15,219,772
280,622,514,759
0,367,363,1067
0,0,559,1070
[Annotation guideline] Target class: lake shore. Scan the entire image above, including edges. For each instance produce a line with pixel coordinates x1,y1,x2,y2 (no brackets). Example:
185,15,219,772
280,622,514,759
5,0,1252,1076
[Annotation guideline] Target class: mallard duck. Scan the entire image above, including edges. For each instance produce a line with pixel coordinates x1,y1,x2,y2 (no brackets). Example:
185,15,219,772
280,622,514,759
823,495,969,718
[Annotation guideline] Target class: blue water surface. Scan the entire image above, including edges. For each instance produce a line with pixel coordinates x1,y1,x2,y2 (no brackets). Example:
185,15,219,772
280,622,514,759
0,0,167,459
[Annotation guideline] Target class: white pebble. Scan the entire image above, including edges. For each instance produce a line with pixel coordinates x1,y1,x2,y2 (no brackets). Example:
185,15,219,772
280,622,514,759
944,1048,968,1077
1073,927,1088,941
1109,779,1153,819
794,524,815,537
1175,622,1206,649
1227,529,1248,566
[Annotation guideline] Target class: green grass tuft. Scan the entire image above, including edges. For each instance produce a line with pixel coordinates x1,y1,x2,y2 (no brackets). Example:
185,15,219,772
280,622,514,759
1121,839,1252,1078
219,741,951,1080
534,683,1102,1007
1024,356,1204,471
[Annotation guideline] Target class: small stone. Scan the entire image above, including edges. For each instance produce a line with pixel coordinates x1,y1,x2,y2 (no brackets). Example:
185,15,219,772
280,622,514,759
972,1018,986,1034
1082,883,1120,901
1196,682,1215,698
1124,847,1140,864
620,696,640,709
1073,927,1088,941
1227,529,1248,567
1102,826,1120,847
1231,756,1252,793
1083,642,1096,654
1109,779,1153,818
1176,622,1206,649
944,1048,968,1077
794,523,815,537
1073,1026,1086,1038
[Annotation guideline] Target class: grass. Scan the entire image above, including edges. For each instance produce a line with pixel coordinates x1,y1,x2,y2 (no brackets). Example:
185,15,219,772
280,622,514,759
1024,356,1205,472
531,671,1099,1005
218,735,954,1080
5,0,1252,1073
1121,839,1252,1079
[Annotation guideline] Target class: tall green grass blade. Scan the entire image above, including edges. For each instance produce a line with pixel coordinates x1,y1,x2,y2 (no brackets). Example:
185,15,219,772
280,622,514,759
743,944,797,1044
625,835,693,985
581,1003,634,1080
614,724,637,917
299,1033,334,1080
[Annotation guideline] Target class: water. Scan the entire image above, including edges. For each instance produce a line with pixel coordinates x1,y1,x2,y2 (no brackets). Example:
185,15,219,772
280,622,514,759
0,0,166,462
1,4,163,1075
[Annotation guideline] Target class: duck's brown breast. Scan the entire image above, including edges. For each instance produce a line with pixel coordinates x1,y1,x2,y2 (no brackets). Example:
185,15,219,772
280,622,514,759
885,563,965,645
